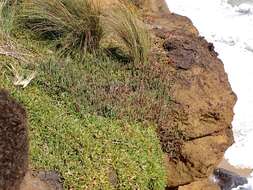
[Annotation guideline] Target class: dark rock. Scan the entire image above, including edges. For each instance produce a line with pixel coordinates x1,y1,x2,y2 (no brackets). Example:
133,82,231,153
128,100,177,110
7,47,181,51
163,41,177,51
213,168,248,190
0,89,28,190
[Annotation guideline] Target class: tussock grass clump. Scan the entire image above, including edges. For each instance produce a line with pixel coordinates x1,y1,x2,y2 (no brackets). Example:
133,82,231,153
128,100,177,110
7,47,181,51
0,1,6,41
19,0,103,55
0,0,16,39
0,1,32,64
105,3,151,66
0,1,5,33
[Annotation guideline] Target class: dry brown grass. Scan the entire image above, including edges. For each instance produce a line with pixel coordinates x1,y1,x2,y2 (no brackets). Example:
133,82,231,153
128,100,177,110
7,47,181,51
104,2,151,66
19,0,103,55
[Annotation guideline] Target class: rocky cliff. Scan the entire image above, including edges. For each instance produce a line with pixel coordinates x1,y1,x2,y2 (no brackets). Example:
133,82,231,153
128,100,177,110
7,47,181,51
134,0,237,189
0,0,236,190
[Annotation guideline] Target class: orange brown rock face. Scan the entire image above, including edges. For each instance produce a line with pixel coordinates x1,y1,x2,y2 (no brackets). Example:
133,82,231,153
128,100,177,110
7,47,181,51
97,0,170,15
178,179,221,190
140,0,236,188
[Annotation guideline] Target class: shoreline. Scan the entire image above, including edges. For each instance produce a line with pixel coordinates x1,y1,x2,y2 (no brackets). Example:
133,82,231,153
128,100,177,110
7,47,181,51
219,158,253,177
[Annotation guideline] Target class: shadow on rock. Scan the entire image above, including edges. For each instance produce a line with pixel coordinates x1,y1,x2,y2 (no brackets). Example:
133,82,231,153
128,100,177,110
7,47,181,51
213,168,248,190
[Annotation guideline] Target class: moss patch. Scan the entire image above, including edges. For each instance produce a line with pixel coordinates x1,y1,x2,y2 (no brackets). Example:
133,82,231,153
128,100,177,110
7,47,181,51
36,53,184,159
0,76,166,190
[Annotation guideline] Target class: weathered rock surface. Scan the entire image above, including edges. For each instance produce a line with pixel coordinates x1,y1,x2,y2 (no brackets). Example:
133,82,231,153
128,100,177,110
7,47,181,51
135,0,237,188
178,179,220,190
20,172,51,190
20,171,63,190
137,0,170,15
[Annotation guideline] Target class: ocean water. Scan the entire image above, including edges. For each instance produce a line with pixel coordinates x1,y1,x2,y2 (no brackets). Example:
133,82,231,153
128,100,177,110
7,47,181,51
165,0,253,188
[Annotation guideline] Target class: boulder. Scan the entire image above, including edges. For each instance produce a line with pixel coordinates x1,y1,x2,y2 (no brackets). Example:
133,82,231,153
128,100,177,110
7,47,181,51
20,171,63,190
213,168,248,190
139,0,237,188
159,26,236,188
97,0,170,15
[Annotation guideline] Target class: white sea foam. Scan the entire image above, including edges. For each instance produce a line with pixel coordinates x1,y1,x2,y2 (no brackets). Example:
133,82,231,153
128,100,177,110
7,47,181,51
165,0,253,188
